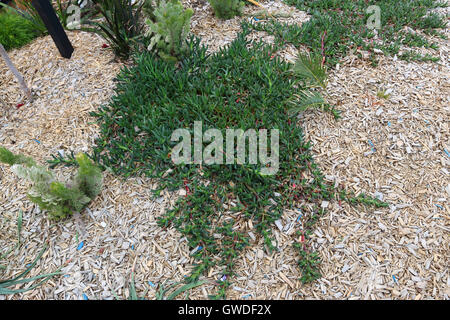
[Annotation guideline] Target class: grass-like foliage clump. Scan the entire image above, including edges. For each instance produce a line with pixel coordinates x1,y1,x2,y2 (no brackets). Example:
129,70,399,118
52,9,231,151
0,147,103,220
91,26,386,298
249,0,448,66
87,0,145,60
208,0,244,20
0,9,40,51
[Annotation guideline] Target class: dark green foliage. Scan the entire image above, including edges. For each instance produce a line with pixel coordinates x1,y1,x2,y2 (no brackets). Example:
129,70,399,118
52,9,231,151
47,150,78,169
145,0,193,62
248,0,447,66
91,26,345,297
294,245,321,283
339,190,389,208
288,52,343,117
0,148,103,220
292,51,327,88
0,0,89,34
0,9,40,50
0,1,47,35
87,0,145,60
142,0,160,20
208,0,244,20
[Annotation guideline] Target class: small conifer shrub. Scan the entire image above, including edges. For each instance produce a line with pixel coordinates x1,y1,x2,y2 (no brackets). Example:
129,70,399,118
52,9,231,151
208,0,244,20
0,147,103,220
145,0,193,62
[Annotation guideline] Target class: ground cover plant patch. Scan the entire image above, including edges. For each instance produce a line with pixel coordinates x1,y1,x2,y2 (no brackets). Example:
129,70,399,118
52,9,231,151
0,8,40,51
248,0,448,66
91,25,386,298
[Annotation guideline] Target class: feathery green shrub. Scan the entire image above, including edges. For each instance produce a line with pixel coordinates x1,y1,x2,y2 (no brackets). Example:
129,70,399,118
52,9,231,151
208,0,244,20
0,147,103,220
145,0,193,62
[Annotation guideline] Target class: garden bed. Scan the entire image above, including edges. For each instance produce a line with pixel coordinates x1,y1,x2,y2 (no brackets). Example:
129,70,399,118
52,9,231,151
0,0,449,300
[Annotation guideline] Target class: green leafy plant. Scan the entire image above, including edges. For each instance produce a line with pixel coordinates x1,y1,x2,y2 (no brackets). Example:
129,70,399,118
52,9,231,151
86,0,145,60
377,89,391,100
0,8,40,50
0,211,61,295
0,145,36,167
111,272,205,300
0,0,47,34
145,0,193,62
0,0,89,33
155,279,206,300
142,0,159,20
0,147,103,220
0,245,61,295
292,51,327,89
248,0,447,66
47,150,78,169
288,51,341,118
289,90,325,113
90,25,386,297
294,241,321,283
208,0,244,20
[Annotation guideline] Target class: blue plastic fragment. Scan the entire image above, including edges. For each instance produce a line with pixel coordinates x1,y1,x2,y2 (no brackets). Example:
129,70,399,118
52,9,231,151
131,245,135,250
254,17,259,21
435,204,443,210
392,275,398,284
242,294,252,299
148,281,156,288
368,140,376,152
387,121,391,127
77,241,84,251
33,139,40,144
444,149,450,158
82,293,89,300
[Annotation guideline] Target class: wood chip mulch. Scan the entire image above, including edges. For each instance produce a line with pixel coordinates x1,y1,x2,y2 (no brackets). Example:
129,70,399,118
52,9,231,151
0,1,448,300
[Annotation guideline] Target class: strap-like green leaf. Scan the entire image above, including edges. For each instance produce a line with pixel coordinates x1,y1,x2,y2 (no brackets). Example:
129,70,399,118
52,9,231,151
293,52,327,89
